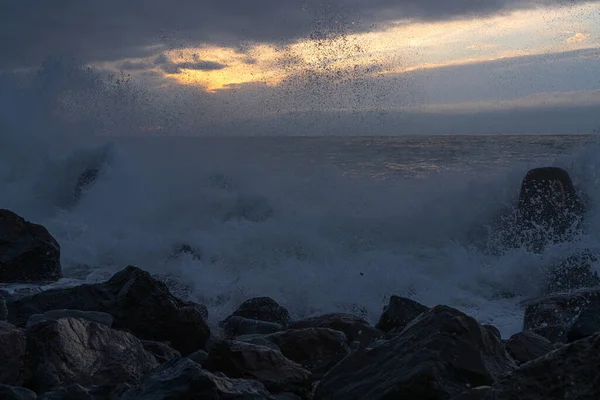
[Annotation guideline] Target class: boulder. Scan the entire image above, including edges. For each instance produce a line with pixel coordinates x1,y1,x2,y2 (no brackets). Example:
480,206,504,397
26,310,114,329
0,295,7,321
482,325,501,340
228,297,291,326
288,313,382,348
505,331,555,365
531,325,569,344
205,340,312,396
140,340,181,364
0,384,37,400
313,305,516,400
235,334,281,351
121,357,275,400
451,386,492,400
187,350,208,366
0,321,27,385
220,315,283,336
6,265,210,355
566,304,600,342
37,383,132,400
375,295,429,334
0,209,61,283
24,317,159,393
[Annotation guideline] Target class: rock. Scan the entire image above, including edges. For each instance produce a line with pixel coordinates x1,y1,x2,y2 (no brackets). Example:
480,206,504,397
7,265,210,355
0,321,27,385
229,297,291,326
482,325,501,340
24,317,159,393
490,331,600,399
375,295,429,334
37,383,132,400
205,340,312,396
26,310,114,329
263,328,349,379
0,295,7,321
273,393,302,400
566,304,600,342
236,334,281,351
313,305,516,400
121,357,274,400
451,386,492,400
187,350,208,365
0,209,62,283
0,384,37,400
505,331,555,365
531,325,569,344
141,340,181,364
220,315,283,336
288,313,382,348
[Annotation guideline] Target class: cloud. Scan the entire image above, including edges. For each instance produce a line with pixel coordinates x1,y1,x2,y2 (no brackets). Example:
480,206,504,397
153,54,226,74
2,0,599,69
117,61,154,71
567,32,590,43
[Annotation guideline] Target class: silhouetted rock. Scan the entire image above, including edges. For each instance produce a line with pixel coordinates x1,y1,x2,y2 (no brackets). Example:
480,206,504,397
26,310,114,329
7,265,210,355
220,315,283,336
375,295,429,334
121,357,274,400
140,340,181,364
24,318,159,393
505,331,555,365
229,297,291,326
0,384,37,400
0,321,27,386
289,313,382,348
0,209,61,283
313,305,516,400
482,325,501,340
566,304,600,342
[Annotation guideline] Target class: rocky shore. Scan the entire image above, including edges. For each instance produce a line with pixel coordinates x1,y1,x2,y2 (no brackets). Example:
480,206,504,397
1,208,599,399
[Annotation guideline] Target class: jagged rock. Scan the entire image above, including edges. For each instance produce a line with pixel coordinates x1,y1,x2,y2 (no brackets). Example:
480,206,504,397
375,295,429,334
490,332,600,399
0,321,27,385
313,305,516,400
7,265,210,355
0,384,37,400
121,357,274,400
220,315,283,336
24,318,159,393
566,304,600,342
483,325,501,340
141,340,181,364
236,335,281,351
229,297,291,326
26,310,114,329
263,328,349,379
205,340,312,396
505,331,555,365
288,313,382,348
187,350,208,365
0,209,62,283
451,386,492,400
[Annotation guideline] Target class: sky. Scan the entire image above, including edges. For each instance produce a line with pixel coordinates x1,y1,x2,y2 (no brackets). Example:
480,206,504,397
2,0,600,135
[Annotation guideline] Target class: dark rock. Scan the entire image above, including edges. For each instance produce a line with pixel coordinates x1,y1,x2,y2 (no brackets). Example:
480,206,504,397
482,325,501,340
375,295,429,334
140,340,181,364
187,350,208,365
288,313,382,348
26,310,114,329
121,357,274,400
230,297,291,326
24,317,159,393
531,325,569,344
0,209,62,283
37,384,93,400
313,305,516,400
220,315,283,336
0,295,7,321
263,328,349,379
567,304,600,342
451,386,492,400
7,265,210,355
490,331,600,399
236,335,281,351
0,321,27,385
0,384,37,400
205,340,312,396
505,331,555,364
273,393,302,400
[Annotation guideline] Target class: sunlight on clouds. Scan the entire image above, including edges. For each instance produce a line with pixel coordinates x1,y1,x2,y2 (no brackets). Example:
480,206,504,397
567,32,591,43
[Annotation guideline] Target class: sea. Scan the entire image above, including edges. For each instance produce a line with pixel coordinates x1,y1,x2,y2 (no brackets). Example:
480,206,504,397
2,132,600,339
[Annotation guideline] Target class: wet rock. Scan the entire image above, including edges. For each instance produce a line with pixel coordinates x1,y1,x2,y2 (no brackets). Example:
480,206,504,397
38,383,132,400
205,340,312,396
566,304,600,342
26,310,114,329
236,334,281,351
531,325,569,344
7,265,210,355
0,321,27,385
263,328,349,379
121,357,274,400
375,295,429,334
0,209,62,283
229,297,291,326
24,317,159,393
505,331,555,365
187,350,208,365
0,384,37,400
490,331,600,399
289,313,382,348
0,295,7,321
482,325,501,340
220,315,283,336
313,305,516,400
451,386,492,400
140,340,181,364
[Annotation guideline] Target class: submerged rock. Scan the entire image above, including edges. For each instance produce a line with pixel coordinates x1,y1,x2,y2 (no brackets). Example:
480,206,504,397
289,313,382,348
0,321,27,386
375,295,429,334
0,209,62,283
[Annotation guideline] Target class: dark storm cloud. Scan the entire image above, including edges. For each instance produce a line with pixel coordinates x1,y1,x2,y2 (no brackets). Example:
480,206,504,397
1,0,597,69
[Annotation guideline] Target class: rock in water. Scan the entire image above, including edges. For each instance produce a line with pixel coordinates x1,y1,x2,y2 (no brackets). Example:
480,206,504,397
0,321,27,386
24,317,159,393
566,304,600,342
505,331,555,365
313,305,516,400
229,297,291,326
375,295,429,334
0,384,37,400
6,265,210,355
0,209,61,283
121,357,275,400
288,313,382,348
